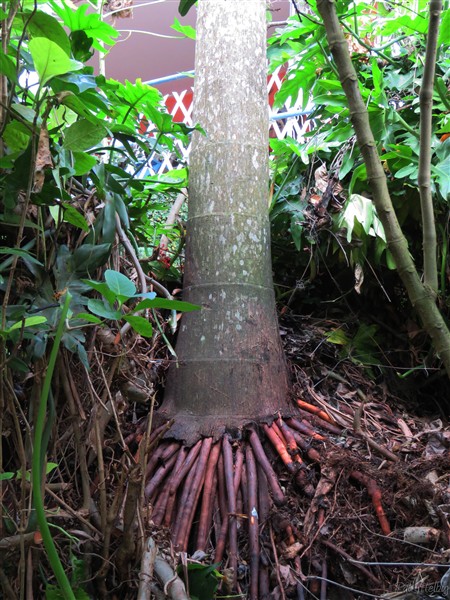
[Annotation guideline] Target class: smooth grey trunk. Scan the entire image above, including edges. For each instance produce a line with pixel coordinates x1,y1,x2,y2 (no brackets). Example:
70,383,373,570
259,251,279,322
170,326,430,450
162,0,289,442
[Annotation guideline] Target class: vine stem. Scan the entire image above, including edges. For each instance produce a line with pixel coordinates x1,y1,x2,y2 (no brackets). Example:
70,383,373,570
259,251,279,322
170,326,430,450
31,291,75,600
418,0,442,294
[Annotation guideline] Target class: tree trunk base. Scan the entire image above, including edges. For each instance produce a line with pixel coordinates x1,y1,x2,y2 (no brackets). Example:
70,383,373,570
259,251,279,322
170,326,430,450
152,410,296,446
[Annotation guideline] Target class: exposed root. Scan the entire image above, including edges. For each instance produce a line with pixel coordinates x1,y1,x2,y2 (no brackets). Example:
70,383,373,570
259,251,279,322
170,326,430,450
142,413,398,598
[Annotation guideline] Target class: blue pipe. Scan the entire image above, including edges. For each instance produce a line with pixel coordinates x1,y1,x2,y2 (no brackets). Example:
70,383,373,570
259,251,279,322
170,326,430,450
144,70,195,86
270,109,312,121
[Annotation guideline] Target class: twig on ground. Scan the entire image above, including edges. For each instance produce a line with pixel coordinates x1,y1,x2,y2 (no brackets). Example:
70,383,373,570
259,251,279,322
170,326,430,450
0,566,17,600
320,538,382,586
270,522,287,600
140,537,189,600
303,466,338,537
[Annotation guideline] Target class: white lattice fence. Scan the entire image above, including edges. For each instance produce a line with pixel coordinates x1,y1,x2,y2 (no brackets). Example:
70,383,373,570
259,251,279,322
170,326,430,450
143,65,307,176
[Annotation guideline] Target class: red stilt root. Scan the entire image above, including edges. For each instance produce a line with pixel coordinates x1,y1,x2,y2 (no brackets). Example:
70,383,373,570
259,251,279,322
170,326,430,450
249,429,286,506
196,441,221,552
350,470,391,536
246,444,259,600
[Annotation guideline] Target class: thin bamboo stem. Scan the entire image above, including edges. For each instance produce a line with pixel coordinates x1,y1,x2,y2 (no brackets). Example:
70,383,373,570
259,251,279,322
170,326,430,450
418,0,442,293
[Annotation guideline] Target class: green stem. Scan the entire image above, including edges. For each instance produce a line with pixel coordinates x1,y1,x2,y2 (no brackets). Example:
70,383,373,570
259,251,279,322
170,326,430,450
152,308,177,357
31,291,75,600
435,75,450,110
341,21,396,66
418,0,441,294
439,222,448,294
394,112,420,139
270,155,300,211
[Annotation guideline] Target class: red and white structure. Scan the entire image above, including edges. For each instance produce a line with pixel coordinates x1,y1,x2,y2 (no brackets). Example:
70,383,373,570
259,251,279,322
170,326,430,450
143,65,310,175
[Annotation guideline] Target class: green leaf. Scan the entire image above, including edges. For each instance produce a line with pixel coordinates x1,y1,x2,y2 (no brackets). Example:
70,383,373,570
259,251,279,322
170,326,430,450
113,195,130,230
438,9,450,47
8,356,30,373
348,163,367,195
71,151,97,175
81,279,117,305
87,299,121,320
178,0,197,17
123,315,153,337
432,158,450,199
99,197,116,244
54,72,98,94
171,17,196,39
104,270,136,300
11,103,36,123
0,247,43,268
180,562,222,600
114,79,161,116
339,151,355,180
28,38,83,86
135,291,157,300
70,554,87,588
71,243,111,273
46,462,58,476
352,324,379,365
3,120,31,152
70,29,94,62
49,1,118,52
61,204,89,231
380,13,428,35
26,10,71,55
0,49,17,82
61,331,90,369
8,316,47,332
290,215,303,251
45,584,90,600
59,92,108,120
73,589,90,600
326,329,350,345
337,194,374,242
394,163,417,179
134,298,201,312
63,118,107,152
74,312,102,324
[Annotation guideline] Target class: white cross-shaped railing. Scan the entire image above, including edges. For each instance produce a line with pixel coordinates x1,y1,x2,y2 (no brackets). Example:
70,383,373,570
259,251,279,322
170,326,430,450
140,65,308,176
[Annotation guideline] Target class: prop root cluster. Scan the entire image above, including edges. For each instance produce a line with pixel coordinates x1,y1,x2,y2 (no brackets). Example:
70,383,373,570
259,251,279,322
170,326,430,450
139,402,392,598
